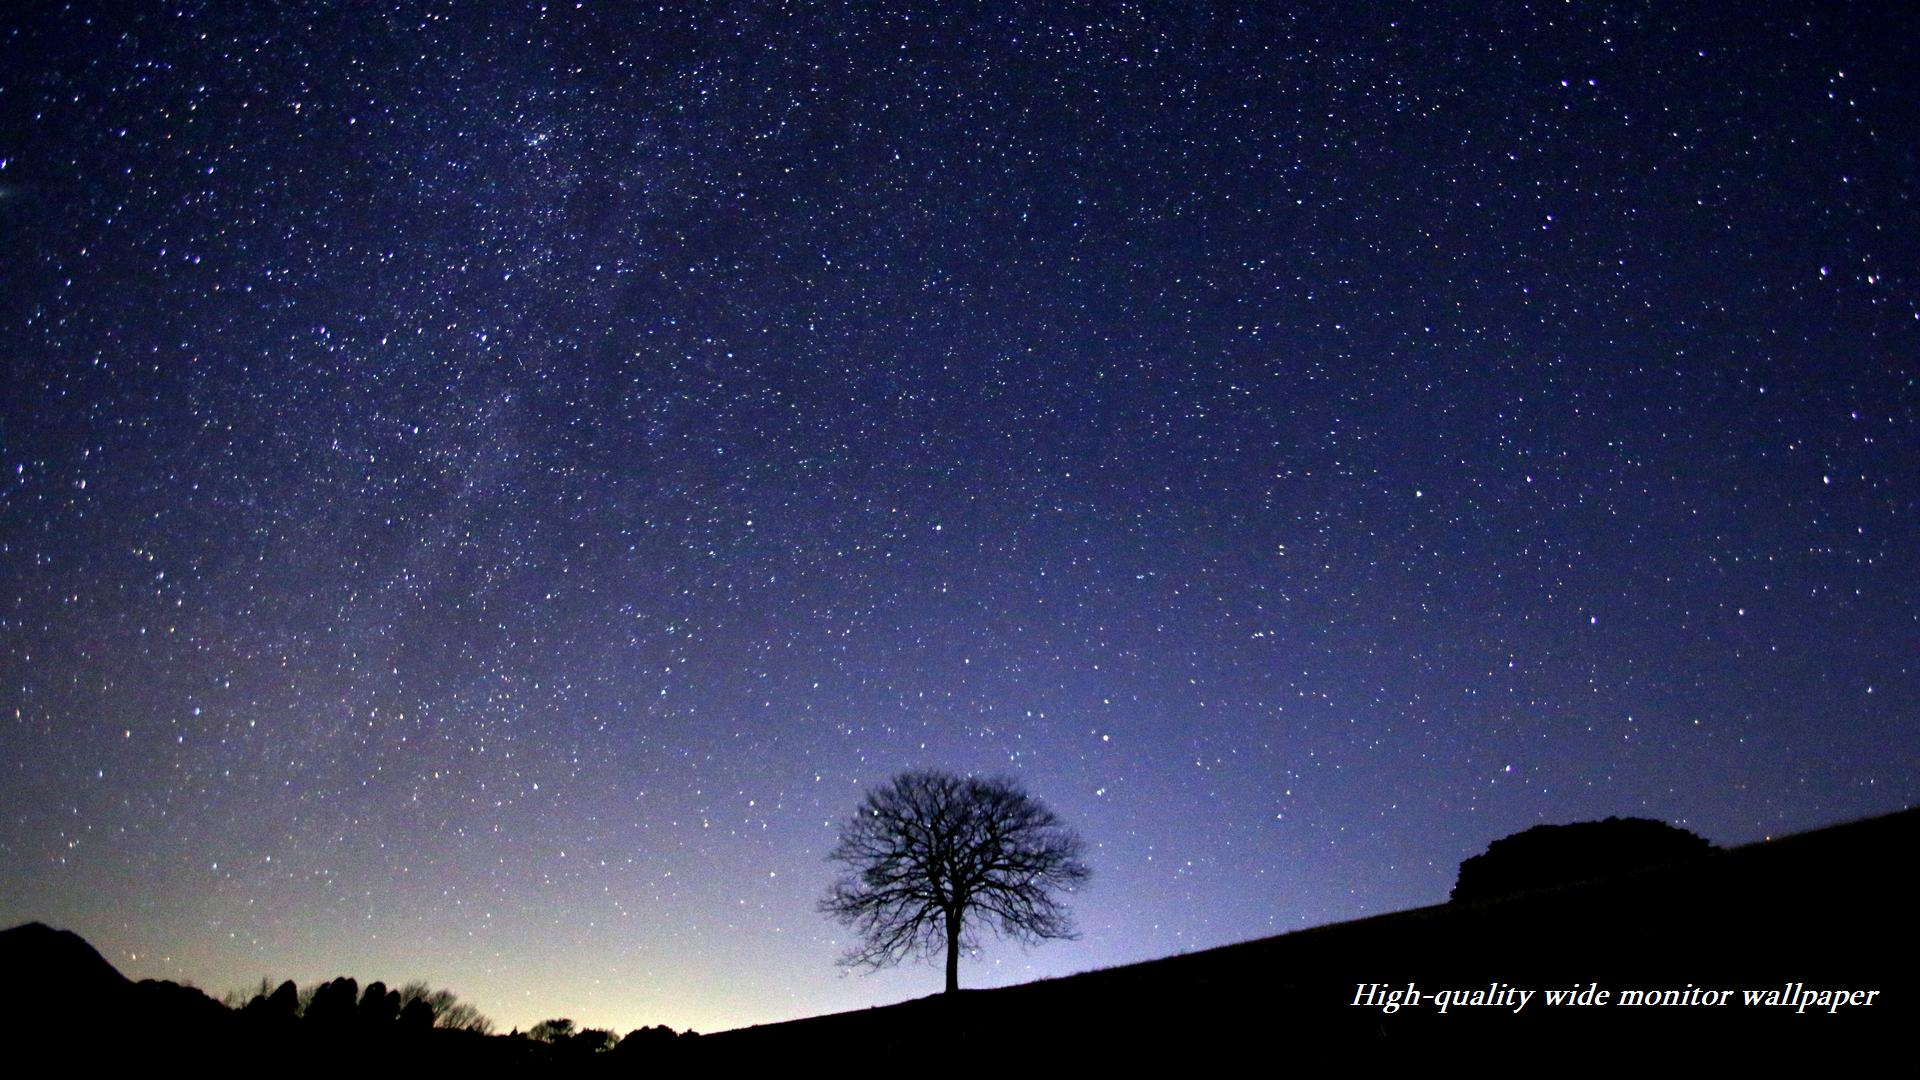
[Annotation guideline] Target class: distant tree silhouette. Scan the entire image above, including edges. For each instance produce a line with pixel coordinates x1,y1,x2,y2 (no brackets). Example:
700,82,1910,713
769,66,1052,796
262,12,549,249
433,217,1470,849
230,975,491,1039
616,1024,683,1055
269,979,300,1018
359,980,401,1026
239,978,300,1023
1452,816,1715,903
305,976,359,1027
394,980,494,1034
226,976,273,1010
819,769,1090,993
398,995,435,1031
528,1017,576,1042
559,1027,618,1055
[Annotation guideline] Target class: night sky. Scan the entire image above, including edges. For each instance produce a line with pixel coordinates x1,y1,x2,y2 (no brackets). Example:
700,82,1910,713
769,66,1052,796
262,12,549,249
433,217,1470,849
3,0,1916,1036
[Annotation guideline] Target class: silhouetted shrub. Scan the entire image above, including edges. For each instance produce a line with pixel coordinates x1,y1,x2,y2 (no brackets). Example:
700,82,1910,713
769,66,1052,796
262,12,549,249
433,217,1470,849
1452,816,1715,903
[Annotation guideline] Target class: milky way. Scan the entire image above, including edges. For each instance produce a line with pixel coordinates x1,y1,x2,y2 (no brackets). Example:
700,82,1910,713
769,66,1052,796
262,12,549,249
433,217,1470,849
3,1,1915,1034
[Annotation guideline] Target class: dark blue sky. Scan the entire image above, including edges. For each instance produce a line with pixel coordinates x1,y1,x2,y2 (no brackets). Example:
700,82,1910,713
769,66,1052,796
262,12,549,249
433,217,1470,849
3,0,1914,1034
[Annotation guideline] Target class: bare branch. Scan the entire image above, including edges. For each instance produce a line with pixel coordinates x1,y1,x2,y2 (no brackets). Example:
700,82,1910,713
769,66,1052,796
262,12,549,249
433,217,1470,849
818,769,1091,992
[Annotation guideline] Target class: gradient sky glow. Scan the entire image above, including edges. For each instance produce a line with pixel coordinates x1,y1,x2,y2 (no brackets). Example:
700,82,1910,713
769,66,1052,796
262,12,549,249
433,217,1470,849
3,0,1916,1037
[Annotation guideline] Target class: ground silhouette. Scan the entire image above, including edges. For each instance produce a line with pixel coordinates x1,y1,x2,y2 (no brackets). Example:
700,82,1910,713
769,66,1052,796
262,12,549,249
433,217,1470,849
4,807,1910,1067
705,808,1911,1065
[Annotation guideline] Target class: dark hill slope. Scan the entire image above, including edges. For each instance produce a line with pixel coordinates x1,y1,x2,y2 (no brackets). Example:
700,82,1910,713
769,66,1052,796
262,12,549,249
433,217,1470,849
0,924,518,1069
0,920,233,1056
704,807,1915,1061
0,921,132,1000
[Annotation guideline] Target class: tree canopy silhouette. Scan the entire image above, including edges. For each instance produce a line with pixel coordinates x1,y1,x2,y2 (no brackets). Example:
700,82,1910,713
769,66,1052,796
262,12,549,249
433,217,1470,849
1451,816,1715,903
819,769,1090,993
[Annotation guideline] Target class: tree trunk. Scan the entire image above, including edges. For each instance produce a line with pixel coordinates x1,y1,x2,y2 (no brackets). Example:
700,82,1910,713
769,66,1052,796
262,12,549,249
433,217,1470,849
944,915,960,993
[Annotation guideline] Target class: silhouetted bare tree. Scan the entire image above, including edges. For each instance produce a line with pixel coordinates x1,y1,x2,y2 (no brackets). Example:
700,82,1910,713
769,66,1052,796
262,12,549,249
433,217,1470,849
819,769,1090,993
395,980,494,1033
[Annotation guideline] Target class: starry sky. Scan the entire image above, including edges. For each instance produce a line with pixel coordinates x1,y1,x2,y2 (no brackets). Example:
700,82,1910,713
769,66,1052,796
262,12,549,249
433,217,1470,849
2,0,1916,1037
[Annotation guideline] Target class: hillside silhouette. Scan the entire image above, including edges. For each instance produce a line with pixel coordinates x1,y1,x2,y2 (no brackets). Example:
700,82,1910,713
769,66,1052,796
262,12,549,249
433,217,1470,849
5,808,1909,1066
701,808,1911,1064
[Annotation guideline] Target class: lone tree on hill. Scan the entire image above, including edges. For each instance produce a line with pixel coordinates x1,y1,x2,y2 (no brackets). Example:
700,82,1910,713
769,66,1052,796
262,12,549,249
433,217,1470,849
819,769,1090,994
